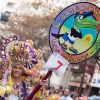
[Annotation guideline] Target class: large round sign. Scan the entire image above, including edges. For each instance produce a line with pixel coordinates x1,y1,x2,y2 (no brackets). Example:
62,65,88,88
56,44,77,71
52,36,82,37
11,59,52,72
49,2,100,64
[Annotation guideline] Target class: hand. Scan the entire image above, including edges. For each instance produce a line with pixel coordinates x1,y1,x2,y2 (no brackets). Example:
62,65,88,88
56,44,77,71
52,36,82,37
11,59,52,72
28,87,33,91
40,80,47,85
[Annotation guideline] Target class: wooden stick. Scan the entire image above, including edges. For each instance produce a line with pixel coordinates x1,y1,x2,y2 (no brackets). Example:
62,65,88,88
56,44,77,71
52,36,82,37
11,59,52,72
26,70,52,100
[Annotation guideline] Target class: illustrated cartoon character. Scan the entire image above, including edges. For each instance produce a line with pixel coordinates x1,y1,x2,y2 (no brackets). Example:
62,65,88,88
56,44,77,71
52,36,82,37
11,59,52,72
52,11,100,54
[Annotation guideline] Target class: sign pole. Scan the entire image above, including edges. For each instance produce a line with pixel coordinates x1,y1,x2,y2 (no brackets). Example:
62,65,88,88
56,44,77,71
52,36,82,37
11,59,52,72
79,61,87,96
26,70,52,100
63,65,72,90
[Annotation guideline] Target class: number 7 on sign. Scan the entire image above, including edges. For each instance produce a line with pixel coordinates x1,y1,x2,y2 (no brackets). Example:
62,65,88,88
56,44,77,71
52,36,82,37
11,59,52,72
55,60,63,70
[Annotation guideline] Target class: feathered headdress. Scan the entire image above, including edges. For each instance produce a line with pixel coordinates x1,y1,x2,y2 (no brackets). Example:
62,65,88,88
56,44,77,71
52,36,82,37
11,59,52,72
1,35,43,75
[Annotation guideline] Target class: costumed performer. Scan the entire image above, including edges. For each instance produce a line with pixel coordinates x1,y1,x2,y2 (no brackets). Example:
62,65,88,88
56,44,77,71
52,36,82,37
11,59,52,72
0,35,43,100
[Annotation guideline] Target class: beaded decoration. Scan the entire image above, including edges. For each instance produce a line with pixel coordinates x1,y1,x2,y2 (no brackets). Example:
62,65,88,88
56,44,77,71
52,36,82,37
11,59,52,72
1,35,43,75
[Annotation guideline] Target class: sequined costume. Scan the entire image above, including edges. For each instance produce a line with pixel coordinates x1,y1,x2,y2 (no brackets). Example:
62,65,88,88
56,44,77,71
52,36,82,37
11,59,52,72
0,36,43,100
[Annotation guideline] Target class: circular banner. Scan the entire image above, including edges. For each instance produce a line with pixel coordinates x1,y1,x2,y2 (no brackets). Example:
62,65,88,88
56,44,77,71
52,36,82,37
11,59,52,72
49,2,100,64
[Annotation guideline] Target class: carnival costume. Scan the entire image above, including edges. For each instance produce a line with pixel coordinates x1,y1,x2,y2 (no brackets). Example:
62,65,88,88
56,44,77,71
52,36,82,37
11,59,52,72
0,35,43,100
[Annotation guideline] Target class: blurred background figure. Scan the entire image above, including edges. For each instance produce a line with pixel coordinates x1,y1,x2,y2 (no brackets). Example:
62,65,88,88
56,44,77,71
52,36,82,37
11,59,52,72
70,91,74,98
87,95,100,100
60,88,73,100
58,90,64,97
49,86,56,96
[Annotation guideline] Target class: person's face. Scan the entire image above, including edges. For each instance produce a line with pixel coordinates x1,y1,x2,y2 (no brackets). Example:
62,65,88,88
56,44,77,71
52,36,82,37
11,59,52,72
64,89,70,96
50,87,55,93
12,64,23,78
59,91,63,97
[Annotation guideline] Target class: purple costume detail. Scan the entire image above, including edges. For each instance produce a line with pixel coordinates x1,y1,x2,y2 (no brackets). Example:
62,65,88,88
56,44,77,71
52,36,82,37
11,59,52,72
25,44,38,69
1,81,27,100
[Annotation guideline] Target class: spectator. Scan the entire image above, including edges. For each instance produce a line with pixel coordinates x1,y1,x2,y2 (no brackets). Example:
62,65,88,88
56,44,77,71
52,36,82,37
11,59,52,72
58,90,64,97
60,88,73,100
70,91,74,98
50,86,56,96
